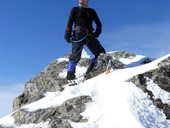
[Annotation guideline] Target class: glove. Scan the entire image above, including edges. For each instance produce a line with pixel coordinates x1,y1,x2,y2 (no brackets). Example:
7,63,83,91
65,36,71,43
64,28,71,43
92,31,100,38
93,28,102,38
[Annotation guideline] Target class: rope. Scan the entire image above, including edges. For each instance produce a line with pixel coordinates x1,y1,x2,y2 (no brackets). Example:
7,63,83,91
71,35,88,43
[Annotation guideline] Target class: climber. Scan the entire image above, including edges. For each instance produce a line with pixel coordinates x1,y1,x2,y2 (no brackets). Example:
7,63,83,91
64,0,106,80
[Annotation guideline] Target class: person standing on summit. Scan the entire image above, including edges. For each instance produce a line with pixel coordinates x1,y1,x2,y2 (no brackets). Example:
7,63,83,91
64,0,106,81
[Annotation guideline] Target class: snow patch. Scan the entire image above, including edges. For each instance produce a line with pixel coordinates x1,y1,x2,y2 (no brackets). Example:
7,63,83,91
0,113,16,127
19,122,49,128
57,57,69,63
119,55,145,65
128,82,170,128
81,49,90,59
58,66,87,79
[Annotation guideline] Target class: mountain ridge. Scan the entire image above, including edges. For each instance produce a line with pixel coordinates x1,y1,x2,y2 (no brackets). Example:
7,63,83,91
0,50,170,128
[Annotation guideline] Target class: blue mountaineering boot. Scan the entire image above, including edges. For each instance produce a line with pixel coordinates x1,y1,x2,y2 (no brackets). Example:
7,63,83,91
66,61,77,80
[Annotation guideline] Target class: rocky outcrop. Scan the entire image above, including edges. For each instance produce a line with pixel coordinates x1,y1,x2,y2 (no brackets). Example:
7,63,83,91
84,53,126,79
13,60,68,111
13,51,132,111
129,56,170,119
13,96,92,128
108,50,136,58
12,50,151,127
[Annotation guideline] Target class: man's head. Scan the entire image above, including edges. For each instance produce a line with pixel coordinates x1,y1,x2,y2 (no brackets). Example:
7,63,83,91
79,0,88,7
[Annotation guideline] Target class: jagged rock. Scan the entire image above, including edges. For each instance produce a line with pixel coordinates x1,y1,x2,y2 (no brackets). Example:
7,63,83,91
85,54,126,79
158,56,170,66
13,59,69,111
2,50,169,127
163,104,170,119
11,51,140,127
153,99,164,109
49,119,72,128
153,76,170,92
108,50,136,58
13,51,127,111
128,56,170,119
145,59,170,93
13,96,92,127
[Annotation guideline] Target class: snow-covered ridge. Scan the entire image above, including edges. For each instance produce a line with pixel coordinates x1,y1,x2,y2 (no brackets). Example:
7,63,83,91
0,52,170,128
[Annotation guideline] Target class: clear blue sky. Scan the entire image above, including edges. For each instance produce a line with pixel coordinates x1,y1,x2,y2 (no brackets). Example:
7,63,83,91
0,0,170,117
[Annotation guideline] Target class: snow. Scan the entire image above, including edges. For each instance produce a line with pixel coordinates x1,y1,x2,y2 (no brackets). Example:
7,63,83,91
58,49,89,79
70,81,144,128
146,78,170,104
0,113,48,128
59,65,87,79
0,113,15,127
57,49,90,63
1,54,170,128
19,122,49,128
128,82,170,128
57,57,69,63
81,49,90,58
119,55,145,65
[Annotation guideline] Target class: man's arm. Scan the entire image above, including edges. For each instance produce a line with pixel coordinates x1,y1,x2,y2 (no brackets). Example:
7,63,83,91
64,7,76,42
92,9,102,38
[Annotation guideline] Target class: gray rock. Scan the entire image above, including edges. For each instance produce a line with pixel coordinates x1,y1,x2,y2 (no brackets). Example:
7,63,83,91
13,51,128,111
13,96,92,127
13,59,69,111
11,51,136,126
163,104,170,119
128,56,170,119
85,53,126,79
108,50,136,58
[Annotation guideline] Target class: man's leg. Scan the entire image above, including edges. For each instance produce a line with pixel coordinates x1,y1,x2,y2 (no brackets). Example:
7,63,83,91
87,38,106,56
84,56,97,77
85,38,106,76
66,42,84,80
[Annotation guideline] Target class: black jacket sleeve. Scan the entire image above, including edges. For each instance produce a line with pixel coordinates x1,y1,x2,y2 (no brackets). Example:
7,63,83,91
66,7,76,33
92,9,102,37
64,7,76,42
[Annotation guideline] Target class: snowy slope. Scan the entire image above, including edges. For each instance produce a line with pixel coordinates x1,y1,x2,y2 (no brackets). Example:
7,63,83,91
0,54,170,128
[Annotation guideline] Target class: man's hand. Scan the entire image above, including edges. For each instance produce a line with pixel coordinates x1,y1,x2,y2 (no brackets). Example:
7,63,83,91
92,32,100,38
64,28,71,43
64,35,71,43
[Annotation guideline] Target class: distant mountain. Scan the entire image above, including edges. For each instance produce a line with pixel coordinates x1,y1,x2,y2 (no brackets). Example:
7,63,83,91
0,50,170,128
